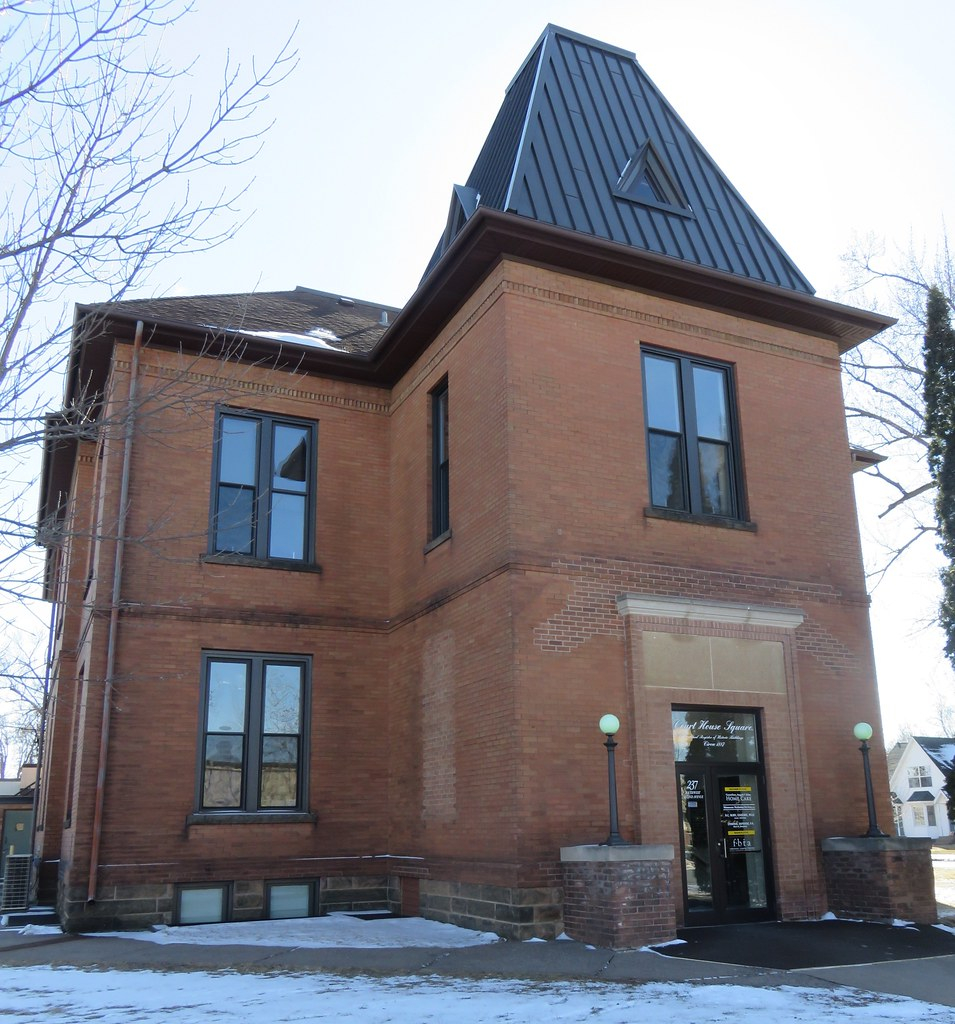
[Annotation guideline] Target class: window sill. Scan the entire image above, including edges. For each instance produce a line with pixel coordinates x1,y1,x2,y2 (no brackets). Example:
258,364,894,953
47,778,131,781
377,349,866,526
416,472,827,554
186,811,317,826
201,553,323,574
643,506,757,532
424,529,452,554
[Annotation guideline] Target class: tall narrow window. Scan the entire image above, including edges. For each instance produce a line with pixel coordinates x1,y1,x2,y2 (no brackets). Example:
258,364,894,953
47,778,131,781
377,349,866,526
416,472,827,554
642,349,743,519
199,653,309,813
431,380,449,539
211,410,316,563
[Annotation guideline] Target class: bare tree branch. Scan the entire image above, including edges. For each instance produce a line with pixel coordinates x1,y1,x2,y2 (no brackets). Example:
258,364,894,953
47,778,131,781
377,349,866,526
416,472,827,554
0,0,296,748
841,236,955,578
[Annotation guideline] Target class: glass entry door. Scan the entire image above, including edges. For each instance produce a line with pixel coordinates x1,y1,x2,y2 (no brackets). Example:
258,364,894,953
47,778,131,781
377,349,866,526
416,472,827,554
673,709,775,925
678,768,773,922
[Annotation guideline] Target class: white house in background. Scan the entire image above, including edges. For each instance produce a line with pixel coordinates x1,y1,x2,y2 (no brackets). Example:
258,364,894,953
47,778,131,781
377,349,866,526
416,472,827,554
887,736,954,839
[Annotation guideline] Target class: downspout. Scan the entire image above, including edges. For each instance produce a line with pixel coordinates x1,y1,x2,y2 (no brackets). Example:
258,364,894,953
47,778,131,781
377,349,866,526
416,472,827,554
87,320,143,903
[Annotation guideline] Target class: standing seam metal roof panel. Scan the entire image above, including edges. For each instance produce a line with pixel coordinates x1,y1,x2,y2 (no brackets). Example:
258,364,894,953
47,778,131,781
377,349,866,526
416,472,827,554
427,25,813,295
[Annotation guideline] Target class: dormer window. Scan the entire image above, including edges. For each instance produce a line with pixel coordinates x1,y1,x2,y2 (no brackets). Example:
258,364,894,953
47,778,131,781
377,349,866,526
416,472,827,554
614,140,691,215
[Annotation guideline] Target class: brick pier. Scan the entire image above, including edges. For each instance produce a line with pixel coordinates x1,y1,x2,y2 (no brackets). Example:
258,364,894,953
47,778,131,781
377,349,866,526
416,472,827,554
560,844,676,948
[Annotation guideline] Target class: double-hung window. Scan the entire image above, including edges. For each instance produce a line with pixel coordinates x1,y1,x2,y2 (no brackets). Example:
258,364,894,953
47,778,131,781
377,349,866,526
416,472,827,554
211,409,316,563
199,653,309,813
642,348,743,519
430,379,449,539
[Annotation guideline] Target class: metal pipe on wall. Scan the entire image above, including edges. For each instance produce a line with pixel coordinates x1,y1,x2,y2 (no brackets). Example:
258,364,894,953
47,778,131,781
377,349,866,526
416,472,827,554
87,320,143,904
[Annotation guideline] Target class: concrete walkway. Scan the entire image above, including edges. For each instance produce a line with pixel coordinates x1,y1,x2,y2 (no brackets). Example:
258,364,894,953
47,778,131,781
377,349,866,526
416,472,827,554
1,921,954,1008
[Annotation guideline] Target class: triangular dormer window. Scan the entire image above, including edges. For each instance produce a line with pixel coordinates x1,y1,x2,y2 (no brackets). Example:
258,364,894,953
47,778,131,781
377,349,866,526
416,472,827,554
614,140,691,215
440,185,481,252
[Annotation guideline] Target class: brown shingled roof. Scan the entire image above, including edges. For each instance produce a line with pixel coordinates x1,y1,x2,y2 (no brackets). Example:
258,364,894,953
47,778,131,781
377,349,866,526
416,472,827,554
97,286,400,356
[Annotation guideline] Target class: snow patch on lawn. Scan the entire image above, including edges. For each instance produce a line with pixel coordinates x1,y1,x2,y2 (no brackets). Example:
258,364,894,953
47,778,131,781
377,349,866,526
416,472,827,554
0,967,950,1024
57,914,501,949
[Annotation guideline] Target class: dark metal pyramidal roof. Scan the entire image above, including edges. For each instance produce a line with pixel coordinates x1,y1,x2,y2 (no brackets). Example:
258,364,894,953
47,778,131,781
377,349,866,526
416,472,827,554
426,25,813,294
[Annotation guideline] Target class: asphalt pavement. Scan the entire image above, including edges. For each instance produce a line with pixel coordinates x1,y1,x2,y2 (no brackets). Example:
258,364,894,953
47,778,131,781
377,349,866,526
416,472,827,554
1,918,954,1008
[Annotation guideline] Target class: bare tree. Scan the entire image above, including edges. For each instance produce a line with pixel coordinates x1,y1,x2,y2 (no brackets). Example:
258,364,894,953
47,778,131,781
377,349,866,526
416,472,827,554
0,634,47,774
0,0,294,711
841,236,955,580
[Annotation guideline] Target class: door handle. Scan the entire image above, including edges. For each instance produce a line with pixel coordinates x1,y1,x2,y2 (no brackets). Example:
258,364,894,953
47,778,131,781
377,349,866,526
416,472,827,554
721,839,727,859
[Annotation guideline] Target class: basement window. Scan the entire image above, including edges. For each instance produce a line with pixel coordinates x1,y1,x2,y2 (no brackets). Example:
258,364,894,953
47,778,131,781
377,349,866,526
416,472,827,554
178,884,229,925
267,881,314,919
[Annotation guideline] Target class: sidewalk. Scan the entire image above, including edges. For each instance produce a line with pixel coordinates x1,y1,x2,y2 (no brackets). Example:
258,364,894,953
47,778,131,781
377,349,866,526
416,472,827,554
1,918,954,1008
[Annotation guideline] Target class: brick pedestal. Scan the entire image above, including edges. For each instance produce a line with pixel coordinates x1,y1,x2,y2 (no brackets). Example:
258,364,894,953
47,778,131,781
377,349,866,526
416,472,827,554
560,844,676,948
821,836,936,924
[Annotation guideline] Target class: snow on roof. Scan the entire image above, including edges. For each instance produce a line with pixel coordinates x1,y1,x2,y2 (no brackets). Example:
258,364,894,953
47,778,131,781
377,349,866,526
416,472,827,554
239,327,345,351
914,736,955,773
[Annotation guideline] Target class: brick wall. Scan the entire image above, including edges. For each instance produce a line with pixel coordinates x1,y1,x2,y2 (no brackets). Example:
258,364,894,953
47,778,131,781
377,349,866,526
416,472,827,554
40,256,888,934
561,846,676,948
821,837,937,924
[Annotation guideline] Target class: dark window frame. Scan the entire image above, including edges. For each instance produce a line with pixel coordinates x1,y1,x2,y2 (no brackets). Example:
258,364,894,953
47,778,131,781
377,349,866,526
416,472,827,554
177,882,231,925
209,407,318,566
641,347,746,522
430,378,450,541
196,651,311,815
265,879,318,919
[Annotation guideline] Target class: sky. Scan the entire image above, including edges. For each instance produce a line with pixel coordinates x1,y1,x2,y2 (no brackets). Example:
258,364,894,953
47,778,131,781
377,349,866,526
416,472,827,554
7,1,955,745
2,915,954,1022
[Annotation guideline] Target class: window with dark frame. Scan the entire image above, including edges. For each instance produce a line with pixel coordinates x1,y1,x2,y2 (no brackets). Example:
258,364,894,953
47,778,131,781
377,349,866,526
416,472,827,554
198,653,309,813
178,884,229,925
266,881,315,919
430,379,449,539
211,409,316,563
642,348,743,519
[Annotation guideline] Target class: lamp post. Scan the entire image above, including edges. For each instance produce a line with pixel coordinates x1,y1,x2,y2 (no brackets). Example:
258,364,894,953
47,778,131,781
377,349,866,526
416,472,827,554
599,713,626,846
853,722,888,838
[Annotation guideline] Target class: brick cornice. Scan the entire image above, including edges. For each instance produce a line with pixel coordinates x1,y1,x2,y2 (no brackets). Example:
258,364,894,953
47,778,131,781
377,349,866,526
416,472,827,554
503,276,841,369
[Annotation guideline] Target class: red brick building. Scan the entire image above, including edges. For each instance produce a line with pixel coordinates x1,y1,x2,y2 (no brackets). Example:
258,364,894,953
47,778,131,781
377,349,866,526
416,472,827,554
36,26,896,937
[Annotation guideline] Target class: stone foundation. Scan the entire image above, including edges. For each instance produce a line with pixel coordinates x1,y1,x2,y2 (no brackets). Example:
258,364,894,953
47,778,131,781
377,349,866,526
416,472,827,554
319,875,394,914
821,836,936,924
418,879,563,940
560,844,676,949
58,873,395,932
59,880,175,932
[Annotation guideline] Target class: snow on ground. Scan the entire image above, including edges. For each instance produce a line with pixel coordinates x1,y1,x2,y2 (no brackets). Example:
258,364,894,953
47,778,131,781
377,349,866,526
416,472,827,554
2,915,955,1023
0,967,951,1024
56,912,503,948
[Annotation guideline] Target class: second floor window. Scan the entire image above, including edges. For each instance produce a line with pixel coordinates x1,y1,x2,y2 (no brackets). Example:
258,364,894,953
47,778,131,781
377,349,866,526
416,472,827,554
908,765,932,788
211,410,316,563
431,380,449,538
642,349,743,519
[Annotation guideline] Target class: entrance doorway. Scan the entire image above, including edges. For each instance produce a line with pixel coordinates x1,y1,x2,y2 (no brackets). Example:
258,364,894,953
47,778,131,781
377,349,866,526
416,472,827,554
673,709,775,925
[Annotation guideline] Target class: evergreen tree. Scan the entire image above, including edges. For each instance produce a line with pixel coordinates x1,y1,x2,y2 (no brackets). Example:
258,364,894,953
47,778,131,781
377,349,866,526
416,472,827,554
923,286,955,666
